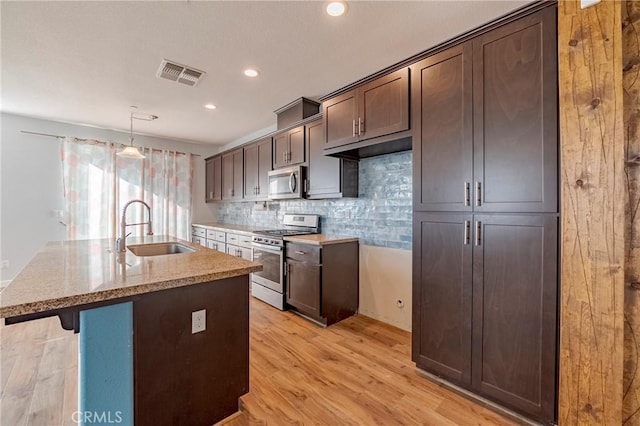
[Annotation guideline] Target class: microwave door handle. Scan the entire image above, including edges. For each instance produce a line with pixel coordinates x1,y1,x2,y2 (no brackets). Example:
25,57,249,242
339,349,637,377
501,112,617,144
288,172,296,193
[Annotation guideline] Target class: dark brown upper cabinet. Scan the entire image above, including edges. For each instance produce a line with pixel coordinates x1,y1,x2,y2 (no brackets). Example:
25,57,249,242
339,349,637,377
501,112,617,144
273,126,305,169
323,68,410,150
222,149,243,201
244,138,272,200
306,119,358,199
412,6,557,214
205,155,222,202
412,43,473,212
472,8,557,213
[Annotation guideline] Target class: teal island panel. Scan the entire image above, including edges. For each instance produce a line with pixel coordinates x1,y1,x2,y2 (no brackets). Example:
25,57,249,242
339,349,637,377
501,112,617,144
79,302,133,425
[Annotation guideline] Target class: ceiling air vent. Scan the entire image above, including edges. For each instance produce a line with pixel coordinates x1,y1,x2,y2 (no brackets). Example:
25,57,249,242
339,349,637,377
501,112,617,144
156,59,205,87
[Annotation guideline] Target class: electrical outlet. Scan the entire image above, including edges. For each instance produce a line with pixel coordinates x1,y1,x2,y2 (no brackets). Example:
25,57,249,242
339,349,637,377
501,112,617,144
191,309,206,334
0,260,9,270
344,209,352,219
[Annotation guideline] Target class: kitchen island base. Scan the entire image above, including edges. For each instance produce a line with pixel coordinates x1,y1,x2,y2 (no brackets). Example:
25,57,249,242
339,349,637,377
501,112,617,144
133,275,249,425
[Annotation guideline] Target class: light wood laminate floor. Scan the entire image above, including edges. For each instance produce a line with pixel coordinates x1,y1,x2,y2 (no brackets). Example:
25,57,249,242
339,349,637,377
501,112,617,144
1,297,516,425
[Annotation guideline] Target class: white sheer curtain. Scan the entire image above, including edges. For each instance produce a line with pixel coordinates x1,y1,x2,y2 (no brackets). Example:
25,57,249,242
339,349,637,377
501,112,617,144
61,137,193,241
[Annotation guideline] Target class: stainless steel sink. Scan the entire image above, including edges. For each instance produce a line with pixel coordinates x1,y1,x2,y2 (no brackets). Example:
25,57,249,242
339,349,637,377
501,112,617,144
127,242,196,257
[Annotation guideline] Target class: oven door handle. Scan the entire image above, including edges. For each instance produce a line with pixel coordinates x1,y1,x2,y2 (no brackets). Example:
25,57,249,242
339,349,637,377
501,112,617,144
251,242,282,252
288,172,296,193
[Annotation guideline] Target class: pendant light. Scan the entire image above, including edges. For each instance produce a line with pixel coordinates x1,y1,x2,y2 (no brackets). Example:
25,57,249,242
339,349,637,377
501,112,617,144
117,112,158,159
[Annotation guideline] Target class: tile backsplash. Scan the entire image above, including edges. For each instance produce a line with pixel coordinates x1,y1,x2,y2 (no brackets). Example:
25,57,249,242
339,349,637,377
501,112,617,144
210,151,412,250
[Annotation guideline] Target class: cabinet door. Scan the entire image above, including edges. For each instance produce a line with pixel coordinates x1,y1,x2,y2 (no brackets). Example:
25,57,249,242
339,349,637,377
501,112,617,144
307,119,341,197
323,90,358,149
288,126,305,165
243,144,259,200
256,138,272,198
232,149,244,201
205,158,214,202
226,244,247,259
205,157,222,202
286,259,321,319
412,43,473,212
472,7,557,213
412,213,472,385
471,214,557,422
273,133,288,169
359,67,410,141
211,156,222,201
221,153,235,200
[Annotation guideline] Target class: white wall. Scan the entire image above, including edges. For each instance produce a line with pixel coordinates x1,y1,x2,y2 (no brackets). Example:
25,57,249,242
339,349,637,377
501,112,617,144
0,113,219,282
359,245,412,331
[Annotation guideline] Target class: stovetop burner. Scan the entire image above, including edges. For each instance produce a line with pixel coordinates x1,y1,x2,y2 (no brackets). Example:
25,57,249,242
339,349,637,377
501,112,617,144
253,229,315,238
252,214,320,248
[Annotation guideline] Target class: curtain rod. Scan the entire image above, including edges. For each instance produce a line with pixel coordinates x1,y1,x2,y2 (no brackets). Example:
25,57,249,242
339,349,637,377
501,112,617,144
20,130,202,157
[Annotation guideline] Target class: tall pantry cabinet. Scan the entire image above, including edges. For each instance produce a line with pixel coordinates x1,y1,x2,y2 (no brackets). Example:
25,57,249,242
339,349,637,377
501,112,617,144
411,6,558,424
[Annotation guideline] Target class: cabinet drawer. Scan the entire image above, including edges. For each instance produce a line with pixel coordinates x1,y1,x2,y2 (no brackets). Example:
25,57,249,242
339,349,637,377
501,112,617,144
226,233,241,246
214,232,226,243
226,233,253,249
192,227,206,238
286,243,320,264
206,229,216,239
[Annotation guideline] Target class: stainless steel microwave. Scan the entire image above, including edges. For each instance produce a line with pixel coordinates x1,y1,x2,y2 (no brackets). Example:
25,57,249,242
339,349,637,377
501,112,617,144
268,165,305,200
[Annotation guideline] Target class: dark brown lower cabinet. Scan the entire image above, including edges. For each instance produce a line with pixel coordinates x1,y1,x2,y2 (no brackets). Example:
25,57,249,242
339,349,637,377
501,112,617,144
134,276,249,425
413,213,557,423
287,259,321,319
285,241,358,326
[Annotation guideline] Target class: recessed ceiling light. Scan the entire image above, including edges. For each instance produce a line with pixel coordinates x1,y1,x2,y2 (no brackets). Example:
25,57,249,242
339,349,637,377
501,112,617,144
243,69,259,78
204,104,217,110
326,1,347,17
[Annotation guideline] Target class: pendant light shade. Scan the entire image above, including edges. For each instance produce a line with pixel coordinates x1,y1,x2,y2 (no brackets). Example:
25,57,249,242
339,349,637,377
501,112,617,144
117,111,158,159
117,145,146,159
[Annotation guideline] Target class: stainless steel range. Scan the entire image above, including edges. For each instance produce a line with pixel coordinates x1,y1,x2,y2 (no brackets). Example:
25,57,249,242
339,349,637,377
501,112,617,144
250,214,319,310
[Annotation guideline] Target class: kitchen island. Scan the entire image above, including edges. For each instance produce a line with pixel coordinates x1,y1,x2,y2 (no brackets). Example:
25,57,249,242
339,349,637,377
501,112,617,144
0,236,262,425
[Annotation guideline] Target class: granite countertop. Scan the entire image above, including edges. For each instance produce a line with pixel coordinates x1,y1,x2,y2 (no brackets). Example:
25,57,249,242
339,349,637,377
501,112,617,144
193,222,273,235
283,234,359,246
0,235,262,319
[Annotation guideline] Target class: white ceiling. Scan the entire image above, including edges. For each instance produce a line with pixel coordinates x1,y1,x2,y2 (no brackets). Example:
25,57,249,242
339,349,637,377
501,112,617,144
1,1,529,146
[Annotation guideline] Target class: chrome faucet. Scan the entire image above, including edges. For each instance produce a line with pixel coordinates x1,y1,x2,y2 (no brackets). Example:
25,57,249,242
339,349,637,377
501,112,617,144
115,199,153,252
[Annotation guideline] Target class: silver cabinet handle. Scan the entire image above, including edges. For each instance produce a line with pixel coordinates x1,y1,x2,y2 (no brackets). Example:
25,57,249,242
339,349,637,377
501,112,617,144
475,182,482,207
284,261,287,276
294,250,305,255
288,172,296,193
463,220,470,245
358,117,363,135
475,221,482,246
352,119,356,137
464,182,470,207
